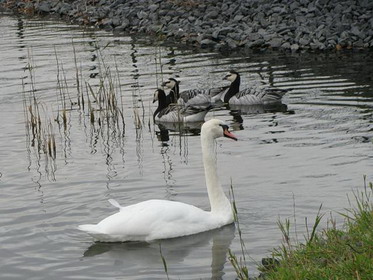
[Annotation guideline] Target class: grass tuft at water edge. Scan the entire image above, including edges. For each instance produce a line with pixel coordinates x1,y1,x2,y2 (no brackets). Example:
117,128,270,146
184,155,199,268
230,179,373,280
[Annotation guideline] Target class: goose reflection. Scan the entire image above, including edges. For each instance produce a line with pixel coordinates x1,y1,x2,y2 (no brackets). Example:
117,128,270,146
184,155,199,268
228,103,288,129
83,224,235,279
229,103,288,116
155,122,203,143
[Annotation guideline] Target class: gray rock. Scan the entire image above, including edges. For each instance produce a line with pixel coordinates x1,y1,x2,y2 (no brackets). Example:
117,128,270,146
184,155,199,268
188,16,196,22
119,19,130,30
204,10,219,20
246,38,265,48
211,29,220,40
200,39,216,48
148,12,158,22
149,4,158,13
218,27,236,36
281,42,291,49
299,37,310,46
289,2,299,12
269,37,283,48
111,16,121,26
354,39,365,48
350,26,363,38
249,32,261,41
137,10,147,20
225,38,238,49
290,43,299,51
233,15,244,22
110,0,126,8
36,1,52,13
54,2,72,15
6,0,371,52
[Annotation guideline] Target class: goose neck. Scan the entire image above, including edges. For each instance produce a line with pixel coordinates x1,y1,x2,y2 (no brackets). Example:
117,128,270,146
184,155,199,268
170,83,180,103
154,94,168,119
224,76,240,103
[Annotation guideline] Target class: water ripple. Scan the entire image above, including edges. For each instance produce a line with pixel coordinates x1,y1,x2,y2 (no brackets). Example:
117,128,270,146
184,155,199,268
0,14,373,280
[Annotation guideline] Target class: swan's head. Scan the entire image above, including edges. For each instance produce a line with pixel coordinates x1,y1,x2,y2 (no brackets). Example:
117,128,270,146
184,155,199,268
153,89,166,103
202,119,237,141
223,70,239,82
162,78,179,89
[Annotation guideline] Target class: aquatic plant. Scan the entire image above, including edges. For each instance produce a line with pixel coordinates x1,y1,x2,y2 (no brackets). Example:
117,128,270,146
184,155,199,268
229,177,373,280
22,51,57,180
159,243,170,280
228,181,249,279
22,42,131,179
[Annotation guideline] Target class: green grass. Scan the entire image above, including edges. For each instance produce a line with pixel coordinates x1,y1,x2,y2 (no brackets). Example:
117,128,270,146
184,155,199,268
230,179,373,280
261,180,373,280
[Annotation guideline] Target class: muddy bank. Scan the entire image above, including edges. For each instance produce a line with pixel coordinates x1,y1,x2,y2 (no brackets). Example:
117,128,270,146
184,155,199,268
2,0,373,52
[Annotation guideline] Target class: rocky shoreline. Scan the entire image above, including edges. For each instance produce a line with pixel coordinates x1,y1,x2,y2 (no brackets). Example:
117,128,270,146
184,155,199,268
1,0,373,52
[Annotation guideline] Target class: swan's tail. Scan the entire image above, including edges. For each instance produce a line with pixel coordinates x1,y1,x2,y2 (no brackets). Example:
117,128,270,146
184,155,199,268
108,198,122,209
78,224,114,241
78,224,102,235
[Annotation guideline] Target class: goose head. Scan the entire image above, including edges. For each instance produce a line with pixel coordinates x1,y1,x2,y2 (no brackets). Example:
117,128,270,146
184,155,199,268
153,89,169,121
162,78,180,103
153,89,166,103
223,70,239,82
162,78,180,89
222,71,240,103
202,119,237,141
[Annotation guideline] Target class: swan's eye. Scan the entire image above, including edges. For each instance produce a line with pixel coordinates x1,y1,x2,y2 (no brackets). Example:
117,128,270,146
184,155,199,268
219,124,229,130
219,124,238,140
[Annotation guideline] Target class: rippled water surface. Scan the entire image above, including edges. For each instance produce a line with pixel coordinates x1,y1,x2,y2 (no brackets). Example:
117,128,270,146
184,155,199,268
1,14,373,279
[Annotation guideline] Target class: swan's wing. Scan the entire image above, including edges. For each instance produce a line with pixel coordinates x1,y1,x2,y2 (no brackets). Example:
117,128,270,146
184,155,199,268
79,200,219,242
108,199,122,209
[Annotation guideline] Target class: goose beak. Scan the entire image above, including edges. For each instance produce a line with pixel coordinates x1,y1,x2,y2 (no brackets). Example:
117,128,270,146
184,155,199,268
153,91,158,103
223,128,237,141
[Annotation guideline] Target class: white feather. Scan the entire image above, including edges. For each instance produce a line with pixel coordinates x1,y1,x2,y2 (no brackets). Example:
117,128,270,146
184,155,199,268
78,119,236,242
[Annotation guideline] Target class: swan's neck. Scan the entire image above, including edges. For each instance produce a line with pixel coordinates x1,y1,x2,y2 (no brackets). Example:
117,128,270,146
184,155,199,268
201,134,231,215
224,76,240,103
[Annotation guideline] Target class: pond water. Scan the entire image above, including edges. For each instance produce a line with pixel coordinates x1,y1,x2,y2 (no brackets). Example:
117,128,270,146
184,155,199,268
0,14,372,280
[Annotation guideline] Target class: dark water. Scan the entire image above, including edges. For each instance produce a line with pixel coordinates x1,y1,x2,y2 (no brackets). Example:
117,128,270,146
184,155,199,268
0,14,372,279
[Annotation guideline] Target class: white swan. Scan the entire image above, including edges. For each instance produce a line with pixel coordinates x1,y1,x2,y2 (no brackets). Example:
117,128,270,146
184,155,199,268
153,89,211,123
78,119,237,242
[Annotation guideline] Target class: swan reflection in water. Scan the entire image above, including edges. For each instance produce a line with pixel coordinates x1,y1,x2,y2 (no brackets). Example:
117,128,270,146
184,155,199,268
83,224,235,279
